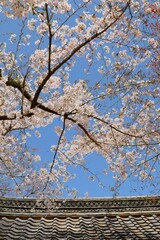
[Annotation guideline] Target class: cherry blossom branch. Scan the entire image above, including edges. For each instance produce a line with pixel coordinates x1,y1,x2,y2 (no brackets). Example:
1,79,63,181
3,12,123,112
3,76,107,149
4,77,61,116
31,1,131,109
67,116,101,147
3,126,31,136
51,2,88,37
85,114,147,139
4,77,157,150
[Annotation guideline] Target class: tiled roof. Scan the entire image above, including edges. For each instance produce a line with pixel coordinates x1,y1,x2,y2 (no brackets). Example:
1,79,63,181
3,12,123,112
0,196,160,239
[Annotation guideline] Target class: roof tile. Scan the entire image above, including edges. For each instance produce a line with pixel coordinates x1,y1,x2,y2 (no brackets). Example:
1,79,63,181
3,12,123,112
0,196,160,239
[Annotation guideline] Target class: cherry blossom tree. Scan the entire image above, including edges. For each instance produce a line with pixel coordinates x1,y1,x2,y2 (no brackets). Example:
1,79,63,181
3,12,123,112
0,0,159,198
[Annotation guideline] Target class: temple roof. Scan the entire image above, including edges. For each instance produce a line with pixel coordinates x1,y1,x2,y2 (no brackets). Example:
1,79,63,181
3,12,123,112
0,196,160,239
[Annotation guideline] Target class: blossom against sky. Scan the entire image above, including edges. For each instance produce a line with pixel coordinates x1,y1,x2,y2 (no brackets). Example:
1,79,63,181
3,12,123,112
0,0,159,198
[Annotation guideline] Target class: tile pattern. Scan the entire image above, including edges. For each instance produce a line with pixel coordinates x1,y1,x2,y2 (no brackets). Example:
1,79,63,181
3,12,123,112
0,196,160,240
1,215,160,239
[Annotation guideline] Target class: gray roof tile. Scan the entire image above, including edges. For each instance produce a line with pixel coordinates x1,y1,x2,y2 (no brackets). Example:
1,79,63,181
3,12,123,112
0,196,160,239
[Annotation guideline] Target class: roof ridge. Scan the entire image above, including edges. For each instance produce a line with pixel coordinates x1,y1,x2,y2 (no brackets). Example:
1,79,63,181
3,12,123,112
0,196,160,216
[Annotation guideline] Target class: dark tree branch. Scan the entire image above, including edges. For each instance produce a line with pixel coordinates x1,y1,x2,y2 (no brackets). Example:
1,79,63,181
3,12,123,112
45,3,52,72
67,116,101,147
